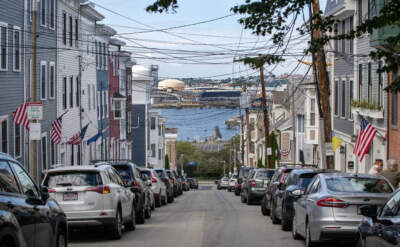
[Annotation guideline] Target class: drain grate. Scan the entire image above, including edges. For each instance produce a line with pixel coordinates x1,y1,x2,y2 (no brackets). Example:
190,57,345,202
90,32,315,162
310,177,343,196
200,186,213,190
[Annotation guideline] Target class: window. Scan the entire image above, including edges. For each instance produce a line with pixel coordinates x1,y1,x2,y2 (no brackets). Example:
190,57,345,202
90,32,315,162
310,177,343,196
350,80,354,119
14,123,21,158
359,64,363,100
40,0,46,26
393,92,398,126
159,149,162,160
50,142,56,165
77,145,81,166
69,77,73,107
62,12,66,45
49,0,55,29
127,112,132,134
41,135,47,170
310,99,316,126
13,28,21,71
95,41,98,67
349,16,354,54
40,61,47,100
342,80,346,117
368,63,372,104
88,85,91,110
71,145,74,165
49,62,55,98
378,62,383,107
335,80,339,115
0,161,19,193
151,117,156,130
99,43,103,69
341,20,346,54
75,19,79,47
76,77,80,107
114,100,122,119
62,77,67,109
334,24,338,56
358,0,363,24
104,92,107,118
97,91,100,120
102,43,106,69
0,24,7,70
106,91,109,117
69,15,73,47
9,162,39,198
151,144,156,157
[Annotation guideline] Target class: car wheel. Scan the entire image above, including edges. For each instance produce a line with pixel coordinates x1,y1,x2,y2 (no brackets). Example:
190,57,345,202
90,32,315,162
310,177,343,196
168,194,174,203
271,201,280,224
292,215,301,240
151,199,156,211
356,233,365,247
305,221,316,247
261,196,270,216
125,205,136,231
240,192,246,203
136,205,146,224
0,227,19,247
145,204,152,219
281,204,291,231
56,229,67,247
156,194,162,207
111,209,123,239
246,194,251,205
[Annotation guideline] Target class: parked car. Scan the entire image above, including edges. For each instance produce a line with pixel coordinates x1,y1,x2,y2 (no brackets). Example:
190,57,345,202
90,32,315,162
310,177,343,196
154,168,175,203
217,177,229,190
188,178,199,189
172,170,183,195
110,162,149,224
0,152,68,247
228,174,238,192
292,173,394,247
138,168,167,207
179,175,190,191
241,169,275,204
44,164,136,239
270,169,331,230
235,167,252,196
261,166,295,216
166,169,180,197
357,188,400,247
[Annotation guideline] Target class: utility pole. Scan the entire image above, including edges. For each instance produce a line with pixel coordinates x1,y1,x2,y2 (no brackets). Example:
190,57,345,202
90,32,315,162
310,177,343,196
309,0,332,169
78,55,83,165
245,107,252,167
259,66,271,168
291,80,296,164
240,114,245,167
30,0,38,182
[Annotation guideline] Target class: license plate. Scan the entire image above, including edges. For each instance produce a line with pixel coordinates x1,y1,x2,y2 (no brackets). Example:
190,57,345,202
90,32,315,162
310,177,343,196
63,192,78,201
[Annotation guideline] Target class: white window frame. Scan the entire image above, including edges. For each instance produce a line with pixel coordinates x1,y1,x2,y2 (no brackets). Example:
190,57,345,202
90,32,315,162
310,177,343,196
97,91,100,120
49,0,55,29
40,61,47,100
0,117,8,153
13,26,21,72
105,91,109,118
0,22,8,71
14,123,22,158
113,99,122,120
49,62,55,99
40,0,47,27
69,76,73,108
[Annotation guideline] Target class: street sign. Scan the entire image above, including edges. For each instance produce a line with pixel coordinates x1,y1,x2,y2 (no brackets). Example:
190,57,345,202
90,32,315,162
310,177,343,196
29,123,41,140
28,102,43,120
248,153,254,159
325,142,334,156
266,148,272,156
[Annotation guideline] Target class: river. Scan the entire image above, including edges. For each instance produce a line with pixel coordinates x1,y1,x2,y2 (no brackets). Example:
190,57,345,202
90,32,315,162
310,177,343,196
161,108,240,141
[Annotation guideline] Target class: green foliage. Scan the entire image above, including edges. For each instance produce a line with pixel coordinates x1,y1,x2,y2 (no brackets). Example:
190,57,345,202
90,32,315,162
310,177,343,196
268,132,279,169
165,155,170,169
257,158,264,168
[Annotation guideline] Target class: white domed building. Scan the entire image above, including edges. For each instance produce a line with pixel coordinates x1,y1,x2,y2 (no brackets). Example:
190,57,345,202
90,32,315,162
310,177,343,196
158,79,185,92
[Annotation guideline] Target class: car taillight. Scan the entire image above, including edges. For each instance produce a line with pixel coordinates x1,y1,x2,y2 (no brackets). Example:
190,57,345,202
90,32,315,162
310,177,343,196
250,180,256,187
85,185,111,194
317,197,347,208
151,177,158,183
48,188,56,193
171,178,175,183
238,184,242,187
133,181,138,186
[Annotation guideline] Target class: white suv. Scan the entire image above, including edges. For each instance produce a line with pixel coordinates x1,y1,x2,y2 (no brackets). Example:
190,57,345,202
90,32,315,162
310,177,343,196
43,164,136,239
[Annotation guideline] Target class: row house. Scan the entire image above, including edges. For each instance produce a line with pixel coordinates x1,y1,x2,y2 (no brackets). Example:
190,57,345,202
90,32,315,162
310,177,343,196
148,110,166,168
325,0,388,173
124,55,135,161
165,128,178,170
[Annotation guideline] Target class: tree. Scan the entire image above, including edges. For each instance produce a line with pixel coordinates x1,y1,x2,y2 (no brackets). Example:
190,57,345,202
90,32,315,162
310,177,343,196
268,132,279,169
165,154,170,169
147,0,400,90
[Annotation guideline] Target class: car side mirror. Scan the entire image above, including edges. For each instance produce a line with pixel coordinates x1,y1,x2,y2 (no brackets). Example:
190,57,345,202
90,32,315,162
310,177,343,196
291,189,304,197
360,205,378,220
41,186,49,202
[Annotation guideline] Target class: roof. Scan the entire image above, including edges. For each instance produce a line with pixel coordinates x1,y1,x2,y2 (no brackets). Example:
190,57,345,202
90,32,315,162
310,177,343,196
132,65,152,81
80,2,104,21
95,24,117,37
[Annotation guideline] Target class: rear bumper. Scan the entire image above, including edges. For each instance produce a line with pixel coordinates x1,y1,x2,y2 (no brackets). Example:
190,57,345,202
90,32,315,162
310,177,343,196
313,220,359,242
67,217,116,228
248,189,265,199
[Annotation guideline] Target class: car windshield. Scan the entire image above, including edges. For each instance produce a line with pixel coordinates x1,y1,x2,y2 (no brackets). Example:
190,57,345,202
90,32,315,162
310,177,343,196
256,170,274,180
141,170,151,178
326,177,393,193
298,173,317,188
155,170,164,177
44,171,102,187
113,166,133,181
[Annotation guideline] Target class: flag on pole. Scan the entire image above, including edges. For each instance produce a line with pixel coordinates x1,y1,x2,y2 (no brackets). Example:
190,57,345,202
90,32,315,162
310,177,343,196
353,116,377,162
332,131,342,152
87,132,102,145
12,102,30,130
50,116,63,144
67,124,89,145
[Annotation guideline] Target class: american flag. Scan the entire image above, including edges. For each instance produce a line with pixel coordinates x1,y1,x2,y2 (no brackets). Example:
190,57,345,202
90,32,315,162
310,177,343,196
67,124,89,145
12,102,30,130
353,116,377,162
50,116,63,144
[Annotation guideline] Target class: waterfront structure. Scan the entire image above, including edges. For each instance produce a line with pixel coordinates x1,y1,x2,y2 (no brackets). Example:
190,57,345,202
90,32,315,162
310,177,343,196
158,79,185,92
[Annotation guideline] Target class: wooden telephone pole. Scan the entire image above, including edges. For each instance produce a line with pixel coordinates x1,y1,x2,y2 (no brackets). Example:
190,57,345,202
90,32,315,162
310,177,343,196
259,66,271,168
30,0,38,182
240,115,245,167
310,0,333,169
245,107,252,167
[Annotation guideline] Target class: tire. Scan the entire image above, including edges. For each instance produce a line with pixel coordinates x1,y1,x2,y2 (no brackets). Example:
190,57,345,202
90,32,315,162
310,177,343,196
151,199,156,211
136,205,146,224
281,204,291,231
111,209,123,240
261,196,270,216
292,215,301,240
156,194,162,208
241,192,247,203
246,194,251,205
125,205,136,231
356,233,365,247
0,227,19,247
235,189,240,196
167,194,174,203
162,195,167,205
305,221,317,247
145,204,152,219
271,201,280,224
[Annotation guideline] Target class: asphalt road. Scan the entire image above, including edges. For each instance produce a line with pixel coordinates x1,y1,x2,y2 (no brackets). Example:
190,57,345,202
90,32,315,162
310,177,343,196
68,185,308,247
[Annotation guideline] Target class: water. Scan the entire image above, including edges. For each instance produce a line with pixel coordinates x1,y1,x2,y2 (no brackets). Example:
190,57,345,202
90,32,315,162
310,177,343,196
161,108,240,141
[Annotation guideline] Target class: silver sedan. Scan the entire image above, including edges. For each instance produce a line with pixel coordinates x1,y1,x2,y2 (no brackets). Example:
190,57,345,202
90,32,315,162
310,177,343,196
292,173,394,247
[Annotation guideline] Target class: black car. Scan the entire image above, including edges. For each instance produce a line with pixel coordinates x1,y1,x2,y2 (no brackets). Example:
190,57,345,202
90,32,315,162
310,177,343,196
241,169,275,205
188,178,199,189
154,168,175,203
0,152,68,247
261,166,295,217
358,188,400,247
270,169,322,230
166,169,181,197
235,167,252,196
110,162,150,224
172,170,183,195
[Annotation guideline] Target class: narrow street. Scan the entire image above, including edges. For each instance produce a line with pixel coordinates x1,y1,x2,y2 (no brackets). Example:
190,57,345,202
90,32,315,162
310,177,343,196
69,184,304,247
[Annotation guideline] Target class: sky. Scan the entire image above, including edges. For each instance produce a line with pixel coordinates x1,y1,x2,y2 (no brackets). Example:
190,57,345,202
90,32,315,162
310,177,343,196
90,0,328,80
